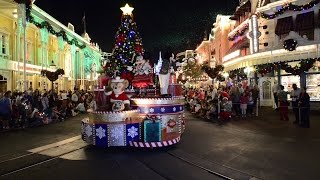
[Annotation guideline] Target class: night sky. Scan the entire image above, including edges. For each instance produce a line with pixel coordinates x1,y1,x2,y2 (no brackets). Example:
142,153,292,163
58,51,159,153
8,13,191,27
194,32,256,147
35,0,238,56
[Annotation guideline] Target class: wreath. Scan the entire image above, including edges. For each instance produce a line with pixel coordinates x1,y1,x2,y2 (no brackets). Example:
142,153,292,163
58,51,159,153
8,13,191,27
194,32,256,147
283,39,298,51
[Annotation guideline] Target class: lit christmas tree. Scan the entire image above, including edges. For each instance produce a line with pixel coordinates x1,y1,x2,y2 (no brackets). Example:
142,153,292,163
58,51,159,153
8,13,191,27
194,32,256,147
104,3,144,80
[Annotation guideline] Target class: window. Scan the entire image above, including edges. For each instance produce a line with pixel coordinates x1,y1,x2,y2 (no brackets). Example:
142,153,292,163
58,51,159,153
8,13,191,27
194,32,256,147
1,34,8,55
295,11,314,40
2,35,5,54
26,42,33,63
275,16,293,39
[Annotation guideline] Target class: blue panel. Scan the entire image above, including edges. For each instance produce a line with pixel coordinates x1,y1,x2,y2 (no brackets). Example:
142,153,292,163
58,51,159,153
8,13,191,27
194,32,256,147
95,124,108,147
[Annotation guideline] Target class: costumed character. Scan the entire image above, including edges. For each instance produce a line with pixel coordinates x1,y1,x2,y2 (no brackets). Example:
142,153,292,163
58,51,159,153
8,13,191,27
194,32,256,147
158,53,171,97
219,97,232,121
132,54,153,89
104,77,130,111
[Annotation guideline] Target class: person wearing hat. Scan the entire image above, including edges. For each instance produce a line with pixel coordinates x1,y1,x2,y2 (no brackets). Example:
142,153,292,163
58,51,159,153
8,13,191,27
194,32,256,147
105,77,130,111
159,52,172,97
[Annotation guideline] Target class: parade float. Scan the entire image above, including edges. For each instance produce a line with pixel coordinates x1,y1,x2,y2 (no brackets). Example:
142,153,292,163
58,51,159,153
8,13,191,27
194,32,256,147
81,4,185,148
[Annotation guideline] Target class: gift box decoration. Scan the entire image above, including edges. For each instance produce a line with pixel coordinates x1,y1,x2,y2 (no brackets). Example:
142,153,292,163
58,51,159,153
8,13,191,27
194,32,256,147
126,123,141,145
94,124,108,147
108,124,126,146
144,116,162,142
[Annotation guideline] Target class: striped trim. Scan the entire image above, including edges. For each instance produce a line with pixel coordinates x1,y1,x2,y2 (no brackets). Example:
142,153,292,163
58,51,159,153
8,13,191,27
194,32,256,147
129,136,181,148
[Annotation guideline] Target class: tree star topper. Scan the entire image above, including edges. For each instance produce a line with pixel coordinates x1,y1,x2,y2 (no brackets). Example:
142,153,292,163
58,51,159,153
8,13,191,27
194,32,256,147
121,3,134,16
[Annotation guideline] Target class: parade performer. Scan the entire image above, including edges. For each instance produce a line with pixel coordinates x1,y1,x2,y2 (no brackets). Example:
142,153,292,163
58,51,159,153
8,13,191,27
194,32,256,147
158,52,172,96
132,54,153,89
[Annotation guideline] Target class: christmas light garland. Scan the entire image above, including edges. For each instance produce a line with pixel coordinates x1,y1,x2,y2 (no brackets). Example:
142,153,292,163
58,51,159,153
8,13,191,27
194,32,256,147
229,68,247,79
201,64,224,79
14,1,87,49
255,58,320,76
260,0,320,19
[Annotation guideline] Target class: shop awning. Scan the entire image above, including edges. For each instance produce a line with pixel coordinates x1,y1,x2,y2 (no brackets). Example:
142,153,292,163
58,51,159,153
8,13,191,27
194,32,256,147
227,37,249,54
295,11,314,31
275,16,293,35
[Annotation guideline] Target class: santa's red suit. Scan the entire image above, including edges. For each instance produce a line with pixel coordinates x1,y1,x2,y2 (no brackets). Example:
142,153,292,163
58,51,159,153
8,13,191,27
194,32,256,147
110,91,130,104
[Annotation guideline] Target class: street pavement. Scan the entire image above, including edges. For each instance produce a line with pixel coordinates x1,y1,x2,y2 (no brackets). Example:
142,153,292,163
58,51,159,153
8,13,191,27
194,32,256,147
0,107,319,180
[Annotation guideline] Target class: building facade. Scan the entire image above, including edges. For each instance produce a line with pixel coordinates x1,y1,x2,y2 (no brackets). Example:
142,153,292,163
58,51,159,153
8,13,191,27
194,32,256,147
0,0,101,93
197,0,320,106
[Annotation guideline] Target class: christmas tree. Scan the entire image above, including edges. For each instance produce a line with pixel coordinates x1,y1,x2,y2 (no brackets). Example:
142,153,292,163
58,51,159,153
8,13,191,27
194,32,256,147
104,3,144,80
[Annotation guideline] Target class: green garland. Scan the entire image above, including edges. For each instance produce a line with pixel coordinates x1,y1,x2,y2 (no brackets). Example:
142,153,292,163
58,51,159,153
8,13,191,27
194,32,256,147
25,3,86,49
261,0,320,19
255,58,319,76
41,68,65,82
229,68,247,79
201,64,224,79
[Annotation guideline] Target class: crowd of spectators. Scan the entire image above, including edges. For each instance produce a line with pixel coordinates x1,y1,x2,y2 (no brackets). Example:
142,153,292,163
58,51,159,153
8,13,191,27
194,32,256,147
0,88,97,131
185,84,260,123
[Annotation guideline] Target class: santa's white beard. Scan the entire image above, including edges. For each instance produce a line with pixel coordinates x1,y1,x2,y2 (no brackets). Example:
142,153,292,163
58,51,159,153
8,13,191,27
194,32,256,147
159,73,170,94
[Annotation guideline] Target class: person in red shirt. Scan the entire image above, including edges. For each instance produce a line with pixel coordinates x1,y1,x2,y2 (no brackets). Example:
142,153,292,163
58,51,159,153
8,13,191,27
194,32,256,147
240,92,249,117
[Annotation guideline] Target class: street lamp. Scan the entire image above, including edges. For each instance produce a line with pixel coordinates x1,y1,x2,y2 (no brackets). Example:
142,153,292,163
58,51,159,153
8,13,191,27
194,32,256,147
50,60,56,70
49,60,56,91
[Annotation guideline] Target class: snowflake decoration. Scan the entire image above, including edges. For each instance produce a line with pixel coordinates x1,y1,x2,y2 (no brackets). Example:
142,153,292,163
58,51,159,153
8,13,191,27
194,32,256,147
96,126,106,139
180,106,182,111
85,125,92,137
161,107,165,112
149,108,154,113
173,107,176,112
137,107,141,113
111,126,122,139
127,126,138,138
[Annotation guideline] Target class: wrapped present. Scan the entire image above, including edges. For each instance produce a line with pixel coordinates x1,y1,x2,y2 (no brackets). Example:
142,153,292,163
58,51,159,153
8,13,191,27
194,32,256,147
143,116,161,142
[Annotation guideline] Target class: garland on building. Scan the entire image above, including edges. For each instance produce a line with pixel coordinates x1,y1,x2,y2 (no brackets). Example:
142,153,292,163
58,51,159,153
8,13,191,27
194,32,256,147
229,68,247,79
255,58,319,76
228,23,249,41
283,39,298,51
201,64,224,79
41,69,65,82
15,1,86,49
260,0,320,19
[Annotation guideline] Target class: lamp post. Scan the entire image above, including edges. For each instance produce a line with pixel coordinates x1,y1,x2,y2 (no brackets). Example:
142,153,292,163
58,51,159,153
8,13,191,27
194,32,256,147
49,60,56,91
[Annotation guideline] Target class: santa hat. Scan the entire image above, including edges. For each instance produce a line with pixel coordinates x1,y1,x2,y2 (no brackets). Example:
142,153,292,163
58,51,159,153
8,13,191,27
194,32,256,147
112,76,125,83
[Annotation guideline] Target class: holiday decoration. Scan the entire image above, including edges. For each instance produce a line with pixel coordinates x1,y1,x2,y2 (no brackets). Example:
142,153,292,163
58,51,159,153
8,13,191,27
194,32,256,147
94,124,108,147
260,0,320,19
41,68,64,90
201,64,224,79
108,124,126,146
80,4,185,149
228,23,249,41
182,57,204,81
283,39,298,51
229,68,247,79
254,58,320,76
143,116,162,142
24,5,86,49
132,55,153,89
105,4,144,78
126,123,141,145
104,77,130,111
